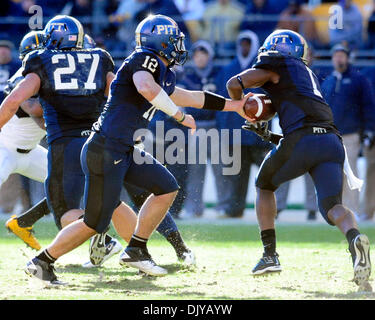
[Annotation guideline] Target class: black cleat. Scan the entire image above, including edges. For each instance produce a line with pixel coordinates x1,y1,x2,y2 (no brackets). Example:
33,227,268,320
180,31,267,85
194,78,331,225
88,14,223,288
119,246,167,276
252,252,282,275
349,234,371,289
25,258,67,286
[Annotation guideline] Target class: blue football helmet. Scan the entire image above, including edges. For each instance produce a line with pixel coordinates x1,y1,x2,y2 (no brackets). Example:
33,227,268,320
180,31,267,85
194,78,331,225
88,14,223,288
135,14,187,66
19,30,45,60
83,34,96,49
43,15,84,50
259,29,309,64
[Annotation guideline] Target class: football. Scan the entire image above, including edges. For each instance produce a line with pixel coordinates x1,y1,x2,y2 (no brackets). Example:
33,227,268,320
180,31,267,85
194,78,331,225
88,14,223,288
243,94,276,122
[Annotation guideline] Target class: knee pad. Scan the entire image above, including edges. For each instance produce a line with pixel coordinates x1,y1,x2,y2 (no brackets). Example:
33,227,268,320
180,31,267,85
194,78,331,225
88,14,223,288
83,206,113,233
47,201,64,230
83,216,109,234
255,172,278,192
153,179,180,196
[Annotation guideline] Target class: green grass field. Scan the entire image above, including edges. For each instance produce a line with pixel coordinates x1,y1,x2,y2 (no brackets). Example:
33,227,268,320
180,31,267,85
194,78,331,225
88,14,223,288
0,217,374,300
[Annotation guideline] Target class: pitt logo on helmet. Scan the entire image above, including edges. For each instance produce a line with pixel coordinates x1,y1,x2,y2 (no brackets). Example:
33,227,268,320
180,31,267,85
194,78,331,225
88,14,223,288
49,22,66,32
156,25,178,35
270,35,289,44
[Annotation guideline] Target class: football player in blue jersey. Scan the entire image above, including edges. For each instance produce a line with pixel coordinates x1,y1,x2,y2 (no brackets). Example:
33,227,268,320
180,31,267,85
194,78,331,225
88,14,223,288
12,14,250,284
3,31,194,271
81,33,195,268
0,15,173,284
227,30,371,290
5,31,123,267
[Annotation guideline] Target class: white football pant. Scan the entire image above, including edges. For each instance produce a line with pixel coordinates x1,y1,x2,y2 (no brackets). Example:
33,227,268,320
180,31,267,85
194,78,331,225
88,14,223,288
0,140,47,187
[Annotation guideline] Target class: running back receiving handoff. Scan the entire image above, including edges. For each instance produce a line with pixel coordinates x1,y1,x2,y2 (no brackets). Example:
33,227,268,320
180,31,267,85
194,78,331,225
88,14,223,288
227,29,371,291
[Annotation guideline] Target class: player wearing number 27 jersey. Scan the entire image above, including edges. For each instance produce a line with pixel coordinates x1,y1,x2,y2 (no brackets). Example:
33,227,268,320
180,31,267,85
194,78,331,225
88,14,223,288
22,44,113,144
20,16,114,229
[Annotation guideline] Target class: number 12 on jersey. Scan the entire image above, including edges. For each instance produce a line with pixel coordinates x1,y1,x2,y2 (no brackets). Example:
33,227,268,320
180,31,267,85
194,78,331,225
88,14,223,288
52,53,99,90
142,56,158,73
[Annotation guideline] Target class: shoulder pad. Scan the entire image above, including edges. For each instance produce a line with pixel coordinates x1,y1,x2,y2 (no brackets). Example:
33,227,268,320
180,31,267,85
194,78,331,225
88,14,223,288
99,48,114,64
129,50,161,75
255,51,284,63
22,50,39,67
22,48,47,68
86,48,115,72
22,49,45,78
133,48,158,58
133,48,161,61
252,51,284,71
93,47,110,56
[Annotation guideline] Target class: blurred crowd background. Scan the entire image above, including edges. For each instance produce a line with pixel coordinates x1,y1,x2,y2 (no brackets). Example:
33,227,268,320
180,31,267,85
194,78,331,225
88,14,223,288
0,0,375,222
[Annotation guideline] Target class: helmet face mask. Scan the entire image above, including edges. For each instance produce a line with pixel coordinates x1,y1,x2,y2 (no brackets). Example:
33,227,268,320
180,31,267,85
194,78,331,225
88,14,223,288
162,33,187,66
172,33,187,65
135,14,188,66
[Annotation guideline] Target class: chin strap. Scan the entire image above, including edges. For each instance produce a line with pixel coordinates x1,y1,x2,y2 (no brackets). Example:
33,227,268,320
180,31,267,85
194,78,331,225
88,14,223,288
343,145,363,191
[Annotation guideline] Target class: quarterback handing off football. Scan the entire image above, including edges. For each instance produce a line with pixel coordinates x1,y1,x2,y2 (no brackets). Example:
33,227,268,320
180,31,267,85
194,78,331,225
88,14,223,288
243,93,276,122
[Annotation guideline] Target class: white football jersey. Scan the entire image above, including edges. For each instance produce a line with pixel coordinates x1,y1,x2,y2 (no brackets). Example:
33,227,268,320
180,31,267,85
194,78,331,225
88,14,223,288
1,66,46,150
0,114,45,150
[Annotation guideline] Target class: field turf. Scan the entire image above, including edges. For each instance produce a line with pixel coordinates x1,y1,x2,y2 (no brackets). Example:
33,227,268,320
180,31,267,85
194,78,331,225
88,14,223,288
0,216,374,300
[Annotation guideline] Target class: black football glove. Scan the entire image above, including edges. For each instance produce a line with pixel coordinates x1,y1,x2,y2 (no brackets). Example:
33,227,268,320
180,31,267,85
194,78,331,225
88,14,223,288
242,120,273,141
242,121,283,145
242,121,271,141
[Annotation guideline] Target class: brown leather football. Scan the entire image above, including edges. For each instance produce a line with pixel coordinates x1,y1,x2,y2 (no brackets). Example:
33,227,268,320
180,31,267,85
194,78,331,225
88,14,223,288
243,94,275,122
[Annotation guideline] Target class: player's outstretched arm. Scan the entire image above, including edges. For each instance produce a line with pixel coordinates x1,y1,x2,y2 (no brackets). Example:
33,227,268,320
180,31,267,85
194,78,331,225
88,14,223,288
0,73,40,128
170,87,254,122
133,71,196,132
226,68,279,100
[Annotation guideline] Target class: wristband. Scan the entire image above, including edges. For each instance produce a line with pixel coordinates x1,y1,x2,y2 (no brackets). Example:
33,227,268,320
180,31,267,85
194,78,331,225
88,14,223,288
177,113,185,123
202,91,226,111
236,76,245,90
150,89,179,117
